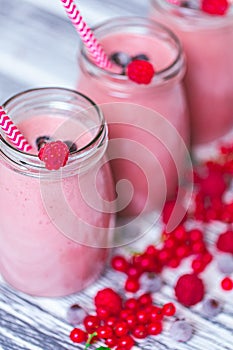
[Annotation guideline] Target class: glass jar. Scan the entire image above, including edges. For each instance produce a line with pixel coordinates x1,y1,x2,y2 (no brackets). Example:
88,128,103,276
0,87,115,297
150,0,233,145
77,17,190,218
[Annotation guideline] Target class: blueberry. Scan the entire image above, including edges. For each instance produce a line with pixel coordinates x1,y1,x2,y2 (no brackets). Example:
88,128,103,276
216,254,233,274
169,320,193,342
140,273,162,293
67,304,87,325
110,52,131,68
202,298,222,318
132,54,149,61
64,140,77,153
36,135,52,150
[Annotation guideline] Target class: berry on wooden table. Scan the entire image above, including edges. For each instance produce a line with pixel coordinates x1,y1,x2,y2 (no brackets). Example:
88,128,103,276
169,320,193,342
69,328,88,343
175,274,205,306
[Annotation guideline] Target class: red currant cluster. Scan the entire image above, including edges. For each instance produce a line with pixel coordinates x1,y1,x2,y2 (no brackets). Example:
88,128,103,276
68,141,233,348
112,225,212,293
69,288,176,349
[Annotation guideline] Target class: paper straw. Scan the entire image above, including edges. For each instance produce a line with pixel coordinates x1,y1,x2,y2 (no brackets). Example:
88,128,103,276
60,0,111,68
0,106,32,152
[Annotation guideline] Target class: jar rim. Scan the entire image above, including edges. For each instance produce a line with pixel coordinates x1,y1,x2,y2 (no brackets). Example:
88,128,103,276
80,16,185,85
0,87,108,176
150,0,233,27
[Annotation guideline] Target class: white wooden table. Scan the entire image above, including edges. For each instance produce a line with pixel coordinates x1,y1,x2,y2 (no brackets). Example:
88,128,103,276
0,1,233,349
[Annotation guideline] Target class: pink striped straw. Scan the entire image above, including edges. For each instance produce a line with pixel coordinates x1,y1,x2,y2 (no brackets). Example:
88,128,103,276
0,106,32,152
60,0,111,68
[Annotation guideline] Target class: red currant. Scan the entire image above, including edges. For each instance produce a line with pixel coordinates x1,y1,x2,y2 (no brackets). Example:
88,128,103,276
125,314,137,329
191,258,205,274
145,245,158,256
125,277,140,293
221,277,233,291
69,328,88,343
83,315,100,333
105,336,118,348
189,229,203,242
114,321,129,337
132,324,148,339
117,335,135,349
147,321,163,335
97,325,113,339
162,302,176,316
149,306,164,321
124,298,138,311
138,293,153,307
106,316,117,327
136,309,149,324
111,255,129,272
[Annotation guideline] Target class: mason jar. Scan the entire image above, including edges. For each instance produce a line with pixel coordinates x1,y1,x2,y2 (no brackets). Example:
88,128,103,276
150,0,233,145
77,17,190,218
0,87,115,297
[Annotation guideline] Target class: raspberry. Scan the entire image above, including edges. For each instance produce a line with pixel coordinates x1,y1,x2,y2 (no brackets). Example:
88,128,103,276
94,288,123,316
175,274,205,306
216,230,233,254
199,169,226,198
126,59,155,85
201,0,229,15
38,140,69,170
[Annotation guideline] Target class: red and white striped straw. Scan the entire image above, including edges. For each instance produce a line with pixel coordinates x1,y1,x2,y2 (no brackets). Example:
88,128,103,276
0,106,32,152
60,0,111,69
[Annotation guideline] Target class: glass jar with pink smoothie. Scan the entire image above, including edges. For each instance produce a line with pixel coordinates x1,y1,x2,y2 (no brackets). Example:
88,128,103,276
150,0,233,145
0,87,115,297
77,17,190,218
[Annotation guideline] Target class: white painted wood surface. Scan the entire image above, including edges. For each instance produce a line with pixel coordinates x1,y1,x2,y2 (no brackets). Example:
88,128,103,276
0,1,233,349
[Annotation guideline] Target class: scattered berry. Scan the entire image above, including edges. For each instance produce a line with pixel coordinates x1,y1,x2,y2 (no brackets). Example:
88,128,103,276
216,230,233,254
202,298,222,317
169,320,193,342
69,328,88,343
38,140,69,170
216,254,233,274
67,304,87,325
162,302,176,317
201,0,229,15
221,277,233,291
126,59,155,84
175,274,205,306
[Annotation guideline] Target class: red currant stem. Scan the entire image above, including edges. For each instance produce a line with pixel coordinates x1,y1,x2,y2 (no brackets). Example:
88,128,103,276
84,332,97,349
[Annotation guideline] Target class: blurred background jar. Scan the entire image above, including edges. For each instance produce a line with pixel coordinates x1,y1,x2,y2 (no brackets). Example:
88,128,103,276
150,0,233,145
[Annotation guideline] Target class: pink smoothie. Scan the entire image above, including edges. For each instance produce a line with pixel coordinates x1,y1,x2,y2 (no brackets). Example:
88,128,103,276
77,18,190,217
0,94,114,296
150,0,233,144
